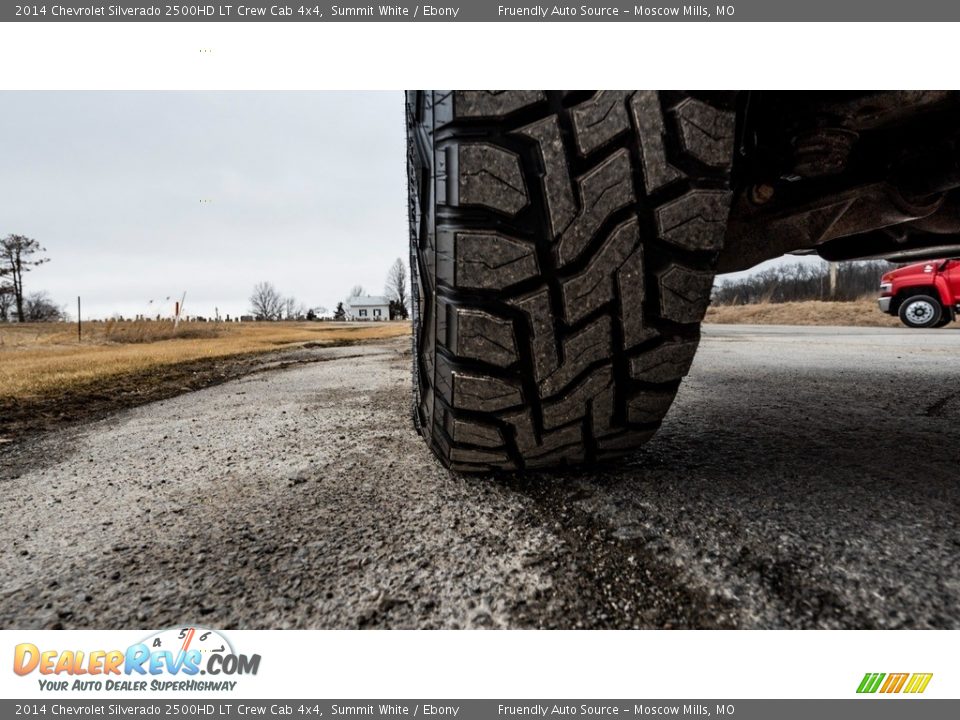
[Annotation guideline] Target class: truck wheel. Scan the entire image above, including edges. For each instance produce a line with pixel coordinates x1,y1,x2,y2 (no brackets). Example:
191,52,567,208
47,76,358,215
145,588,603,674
407,91,737,472
899,294,943,328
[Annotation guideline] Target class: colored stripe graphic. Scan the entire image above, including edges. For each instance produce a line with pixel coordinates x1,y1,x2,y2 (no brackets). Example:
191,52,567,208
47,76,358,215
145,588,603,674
880,673,909,693
904,673,933,694
857,673,885,693
857,672,932,694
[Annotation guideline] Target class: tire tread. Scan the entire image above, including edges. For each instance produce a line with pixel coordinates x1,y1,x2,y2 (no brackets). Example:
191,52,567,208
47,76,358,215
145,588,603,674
407,90,737,472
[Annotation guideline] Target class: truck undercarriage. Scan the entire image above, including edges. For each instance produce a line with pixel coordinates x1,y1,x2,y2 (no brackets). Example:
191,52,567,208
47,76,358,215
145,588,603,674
724,91,960,271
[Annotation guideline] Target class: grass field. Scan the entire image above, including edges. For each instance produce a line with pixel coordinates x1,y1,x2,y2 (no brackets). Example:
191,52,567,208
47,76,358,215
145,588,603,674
0,303,920,440
705,300,902,327
0,320,410,401
0,303,910,402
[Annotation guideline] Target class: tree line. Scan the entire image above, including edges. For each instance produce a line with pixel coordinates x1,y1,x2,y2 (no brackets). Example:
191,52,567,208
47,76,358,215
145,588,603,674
2,236,413,324
712,260,893,306
249,257,411,321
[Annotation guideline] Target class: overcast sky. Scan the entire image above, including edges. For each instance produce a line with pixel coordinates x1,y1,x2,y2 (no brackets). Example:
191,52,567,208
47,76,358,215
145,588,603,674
0,91,407,320
0,91,821,321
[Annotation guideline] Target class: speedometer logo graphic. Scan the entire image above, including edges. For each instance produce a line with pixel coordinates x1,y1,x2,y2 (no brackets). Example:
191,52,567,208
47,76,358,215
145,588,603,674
141,626,234,665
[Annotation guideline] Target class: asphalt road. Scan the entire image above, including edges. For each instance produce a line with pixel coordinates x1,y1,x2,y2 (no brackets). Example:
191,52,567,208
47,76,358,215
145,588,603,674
2,325,959,629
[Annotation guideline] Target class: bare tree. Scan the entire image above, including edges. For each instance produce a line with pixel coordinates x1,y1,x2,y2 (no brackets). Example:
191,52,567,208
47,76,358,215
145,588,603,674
249,281,284,321
0,234,50,322
385,257,409,319
281,296,300,321
23,291,64,322
348,284,365,299
0,286,13,322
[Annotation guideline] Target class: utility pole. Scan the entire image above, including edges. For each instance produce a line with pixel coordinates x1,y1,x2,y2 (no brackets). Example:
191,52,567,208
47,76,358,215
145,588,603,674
174,291,186,329
77,296,82,342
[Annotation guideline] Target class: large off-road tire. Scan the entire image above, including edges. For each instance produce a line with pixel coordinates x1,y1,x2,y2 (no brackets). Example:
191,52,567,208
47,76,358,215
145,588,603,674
407,91,737,473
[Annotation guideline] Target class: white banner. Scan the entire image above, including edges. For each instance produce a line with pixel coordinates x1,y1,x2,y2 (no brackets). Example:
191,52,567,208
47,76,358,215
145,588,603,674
1,630,954,699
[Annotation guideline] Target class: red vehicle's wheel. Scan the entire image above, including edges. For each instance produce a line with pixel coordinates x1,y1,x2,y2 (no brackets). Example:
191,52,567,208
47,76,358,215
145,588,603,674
899,294,944,328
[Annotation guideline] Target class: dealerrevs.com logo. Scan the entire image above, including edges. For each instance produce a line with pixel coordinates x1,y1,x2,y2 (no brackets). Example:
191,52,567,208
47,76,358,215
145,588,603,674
13,627,260,693
857,673,933,694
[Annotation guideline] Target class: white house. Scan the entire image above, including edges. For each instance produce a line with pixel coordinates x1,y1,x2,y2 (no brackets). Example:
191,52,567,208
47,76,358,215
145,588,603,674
345,295,390,321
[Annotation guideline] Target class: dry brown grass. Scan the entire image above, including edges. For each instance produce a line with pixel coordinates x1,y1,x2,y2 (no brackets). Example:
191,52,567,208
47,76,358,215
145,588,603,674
0,320,410,400
705,300,901,327
100,318,223,343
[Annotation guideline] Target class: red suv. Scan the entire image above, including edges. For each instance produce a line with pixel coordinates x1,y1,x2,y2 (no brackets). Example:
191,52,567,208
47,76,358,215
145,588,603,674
879,259,960,328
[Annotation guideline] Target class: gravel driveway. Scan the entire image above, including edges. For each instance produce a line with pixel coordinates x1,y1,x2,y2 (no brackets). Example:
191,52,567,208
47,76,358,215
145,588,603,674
2,326,958,629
